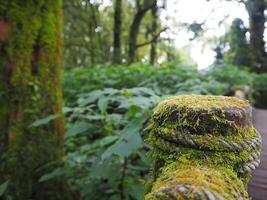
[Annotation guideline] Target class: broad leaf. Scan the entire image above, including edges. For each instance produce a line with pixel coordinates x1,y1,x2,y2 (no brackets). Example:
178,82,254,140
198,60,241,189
65,121,91,138
78,90,103,106
102,131,142,158
30,114,59,127
97,97,109,113
102,117,145,159
62,107,73,113
128,180,145,200
39,168,64,182
98,136,118,147
0,181,9,197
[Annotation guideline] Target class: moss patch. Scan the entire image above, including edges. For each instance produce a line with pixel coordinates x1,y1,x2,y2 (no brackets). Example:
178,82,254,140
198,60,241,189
144,95,261,199
145,163,249,200
155,95,249,110
152,95,252,135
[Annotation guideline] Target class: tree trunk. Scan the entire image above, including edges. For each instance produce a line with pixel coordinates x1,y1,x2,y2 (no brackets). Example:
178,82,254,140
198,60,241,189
128,0,156,63
113,0,122,64
0,1,70,199
246,0,267,72
150,2,158,65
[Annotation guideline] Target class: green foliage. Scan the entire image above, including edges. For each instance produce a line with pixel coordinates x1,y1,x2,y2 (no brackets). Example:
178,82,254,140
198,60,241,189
29,114,60,127
62,63,255,106
60,87,159,200
65,122,91,138
0,181,9,197
252,73,267,108
39,168,65,183
39,62,266,199
223,18,250,66
204,63,253,89
62,63,205,105
62,0,169,67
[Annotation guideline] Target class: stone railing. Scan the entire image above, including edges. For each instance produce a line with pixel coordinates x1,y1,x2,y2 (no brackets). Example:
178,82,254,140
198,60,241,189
144,95,261,200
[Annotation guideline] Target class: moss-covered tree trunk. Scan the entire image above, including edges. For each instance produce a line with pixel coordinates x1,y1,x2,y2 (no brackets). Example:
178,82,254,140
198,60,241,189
0,0,69,199
245,0,267,72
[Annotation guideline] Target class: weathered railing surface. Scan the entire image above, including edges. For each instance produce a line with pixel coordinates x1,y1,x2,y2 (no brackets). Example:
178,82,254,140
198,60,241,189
144,95,261,200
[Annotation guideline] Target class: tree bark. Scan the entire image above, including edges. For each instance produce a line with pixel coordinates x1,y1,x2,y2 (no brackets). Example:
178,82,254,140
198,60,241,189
150,2,158,65
245,0,267,72
113,0,122,64
0,0,70,199
128,0,156,63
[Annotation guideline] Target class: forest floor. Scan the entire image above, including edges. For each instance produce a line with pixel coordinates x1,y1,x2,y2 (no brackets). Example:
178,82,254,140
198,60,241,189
248,109,267,200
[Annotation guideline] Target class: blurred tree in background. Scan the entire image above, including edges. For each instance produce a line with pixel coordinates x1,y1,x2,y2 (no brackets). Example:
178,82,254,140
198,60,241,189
63,0,170,67
63,0,110,67
223,18,250,66
62,0,267,70
223,0,267,72
245,0,267,72
113,0,122,64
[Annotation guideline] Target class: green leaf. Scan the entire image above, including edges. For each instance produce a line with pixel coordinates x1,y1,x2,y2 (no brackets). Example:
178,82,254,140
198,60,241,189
102,88,118,95
130,96,152,108
97,97,109,113
102,117,145,159
39,168,64,182
110,195,120,200
120,116,146,136
62,107,73,113
90,158,120,180
0,180,9,197
84,115,104,120
29,114,59,127
98,136,118,147
127,87,156,96
78,90,103,106
65,121,90,138
104,131,142,158
128,180,145,200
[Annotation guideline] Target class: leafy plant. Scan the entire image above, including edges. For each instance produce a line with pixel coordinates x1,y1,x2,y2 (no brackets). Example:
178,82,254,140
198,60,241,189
39,87,160,200
62,63,199,105
0,181,9,197
36,62,266,200
252,73,267,108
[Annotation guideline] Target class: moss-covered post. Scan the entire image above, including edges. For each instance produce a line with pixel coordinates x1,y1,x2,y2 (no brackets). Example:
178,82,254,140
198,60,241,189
145,95,261,200
0,1,70,199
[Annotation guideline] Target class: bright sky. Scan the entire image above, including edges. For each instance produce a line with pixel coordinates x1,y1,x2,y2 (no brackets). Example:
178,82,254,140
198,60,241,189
162,0,249,69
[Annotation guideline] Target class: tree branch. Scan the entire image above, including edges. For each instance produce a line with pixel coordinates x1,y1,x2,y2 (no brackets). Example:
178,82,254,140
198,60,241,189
136,27,168,48
139,0,157,14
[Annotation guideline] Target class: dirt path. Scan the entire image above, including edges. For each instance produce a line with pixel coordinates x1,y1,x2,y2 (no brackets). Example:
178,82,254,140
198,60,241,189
248,109,267,200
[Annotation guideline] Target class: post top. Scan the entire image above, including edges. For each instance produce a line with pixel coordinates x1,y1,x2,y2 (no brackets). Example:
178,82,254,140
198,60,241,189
152,95,252,135
155,95,249,111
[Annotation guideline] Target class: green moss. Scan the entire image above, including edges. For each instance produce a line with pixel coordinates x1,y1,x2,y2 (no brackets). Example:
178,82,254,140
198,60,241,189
150,126,260,151
0,0,70,199
148,134,259,183
155,95,249,110
144,95,260,199
152,95,252,135
144,163,249,200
